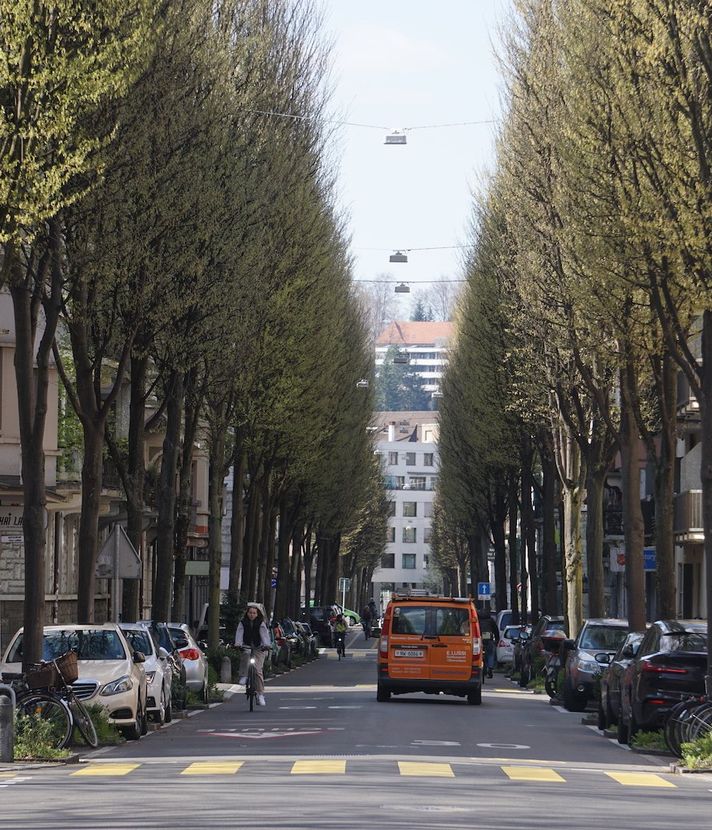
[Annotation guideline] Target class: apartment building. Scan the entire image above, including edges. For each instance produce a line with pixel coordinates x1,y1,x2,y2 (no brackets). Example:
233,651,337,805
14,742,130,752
371,412,441,600
375,321,452,393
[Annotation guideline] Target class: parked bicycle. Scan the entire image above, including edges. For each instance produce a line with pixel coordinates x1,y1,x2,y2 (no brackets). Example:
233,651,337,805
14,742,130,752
14,651,98,749
664,695,712,757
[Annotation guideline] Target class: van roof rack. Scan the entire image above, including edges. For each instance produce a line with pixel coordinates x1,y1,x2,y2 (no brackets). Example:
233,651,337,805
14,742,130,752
389,593,473,604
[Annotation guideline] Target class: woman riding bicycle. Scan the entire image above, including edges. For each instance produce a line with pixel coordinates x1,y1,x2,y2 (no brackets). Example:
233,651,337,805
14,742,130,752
235,603,271,706
334,614,348,657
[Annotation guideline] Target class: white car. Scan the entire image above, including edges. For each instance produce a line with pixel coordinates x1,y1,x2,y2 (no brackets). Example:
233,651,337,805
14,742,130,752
167,623,209,702
120,624,173,725
0,624,148,740
497,624,532,665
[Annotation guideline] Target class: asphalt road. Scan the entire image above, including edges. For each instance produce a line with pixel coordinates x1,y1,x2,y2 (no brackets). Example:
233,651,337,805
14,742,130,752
1,629,710,830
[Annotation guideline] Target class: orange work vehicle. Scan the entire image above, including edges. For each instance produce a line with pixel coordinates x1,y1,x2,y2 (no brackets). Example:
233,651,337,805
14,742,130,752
376,594,483,704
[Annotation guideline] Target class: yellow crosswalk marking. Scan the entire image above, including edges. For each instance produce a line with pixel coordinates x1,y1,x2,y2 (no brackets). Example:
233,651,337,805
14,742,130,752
72,763,140,777
605,771,676,788
398,761,454,778
291,760,346,775
182,762,244,776
0,772,17,778
502,766,565,782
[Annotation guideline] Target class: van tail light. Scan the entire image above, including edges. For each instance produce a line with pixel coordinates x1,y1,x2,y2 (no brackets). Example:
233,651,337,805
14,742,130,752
379,636,388,654
472,637,482,656
180,648,201,661
640,659,687,675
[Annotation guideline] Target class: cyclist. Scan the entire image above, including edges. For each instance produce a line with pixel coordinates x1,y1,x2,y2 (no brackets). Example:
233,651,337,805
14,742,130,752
334,614,348,656
235,603,271,706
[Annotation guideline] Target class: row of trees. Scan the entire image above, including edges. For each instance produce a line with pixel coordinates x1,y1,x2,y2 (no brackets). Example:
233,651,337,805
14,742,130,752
1,0,387,666
436,0,712,680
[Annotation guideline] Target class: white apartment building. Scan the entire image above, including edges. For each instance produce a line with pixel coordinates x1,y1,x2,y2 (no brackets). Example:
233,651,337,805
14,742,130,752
371,413,441,601
375,321,452,393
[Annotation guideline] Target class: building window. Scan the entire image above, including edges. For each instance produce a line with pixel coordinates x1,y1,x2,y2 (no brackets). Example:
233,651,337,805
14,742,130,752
424,502,433,518
388,451,398,465
405,452,416,466
381,553,395,569
386,526,395,543
423,453,434,466
409,477,426,490
403,527,416,543
403,501,417,517
424,527,432,544
402,553,416,569
423,554,430,569
387,501,396,517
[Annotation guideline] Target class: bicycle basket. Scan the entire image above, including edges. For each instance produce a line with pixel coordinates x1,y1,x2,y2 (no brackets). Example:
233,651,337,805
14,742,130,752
55,650,79,684
26,662,59,690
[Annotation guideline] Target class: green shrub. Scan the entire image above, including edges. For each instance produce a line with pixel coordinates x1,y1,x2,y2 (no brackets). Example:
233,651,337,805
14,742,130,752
630,729,667,752
172,676,188,710
74,704,122,746
14,712,71,760
681,732,712,770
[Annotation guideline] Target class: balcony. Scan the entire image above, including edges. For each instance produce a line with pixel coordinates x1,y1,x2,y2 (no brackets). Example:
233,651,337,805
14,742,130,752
384,476,437,491
677,373,701,421
674,490,703,542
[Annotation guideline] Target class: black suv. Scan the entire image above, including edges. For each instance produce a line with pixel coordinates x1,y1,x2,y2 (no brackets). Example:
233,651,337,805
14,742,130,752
560,618,629,712
519,615,566,686
301,606,338,647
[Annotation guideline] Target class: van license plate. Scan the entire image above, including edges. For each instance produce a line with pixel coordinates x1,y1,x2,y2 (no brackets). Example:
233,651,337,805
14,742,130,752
394,649,424,658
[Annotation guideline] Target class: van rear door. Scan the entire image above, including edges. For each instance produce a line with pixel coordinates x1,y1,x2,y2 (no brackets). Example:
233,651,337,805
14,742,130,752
428,605,473,682
387,605,431,680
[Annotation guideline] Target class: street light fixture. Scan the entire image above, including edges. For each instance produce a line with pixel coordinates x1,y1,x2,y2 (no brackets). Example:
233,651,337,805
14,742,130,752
389,251,408,263
393,352,409,364
356,379,369,389
394,282,410,294
384,129,407,145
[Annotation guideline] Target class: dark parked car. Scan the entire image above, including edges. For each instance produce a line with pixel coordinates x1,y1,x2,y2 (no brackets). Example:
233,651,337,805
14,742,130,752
618,619,707,744
561,618,629,712
598,630,646,729
519,615,566,686
301,606,339,647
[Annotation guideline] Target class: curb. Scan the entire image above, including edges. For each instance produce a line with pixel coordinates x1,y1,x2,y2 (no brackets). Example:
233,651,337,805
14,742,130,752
0,752,80,771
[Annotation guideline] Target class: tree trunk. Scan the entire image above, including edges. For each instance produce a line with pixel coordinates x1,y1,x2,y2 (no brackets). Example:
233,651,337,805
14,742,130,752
620,357,646,632
508,475,519,620
655,351,677,619
325,533,341,604
274,494,296,621
289,524,303,618
256,475,272,604
701,310,712,695
585,433,608,619
262,507,277,614
541,440,558,616
521,438,536,621
76,420,105,622
562,480,584,638
207,405,226,650
153,371,183,622
244,482,262,602
302,529,314,609
228,443,246,597
491,483,508,611
122,352,147,622
173,370,200,620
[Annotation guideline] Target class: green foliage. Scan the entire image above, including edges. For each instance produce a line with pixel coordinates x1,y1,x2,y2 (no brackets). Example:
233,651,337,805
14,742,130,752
411,299,433,322
630,730,667,752
375,345,433,411
681,732,712,770
76,704,122,747
14,711,71,760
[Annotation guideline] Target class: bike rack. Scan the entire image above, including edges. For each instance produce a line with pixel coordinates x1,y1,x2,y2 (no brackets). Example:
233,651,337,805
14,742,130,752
0,684,16,708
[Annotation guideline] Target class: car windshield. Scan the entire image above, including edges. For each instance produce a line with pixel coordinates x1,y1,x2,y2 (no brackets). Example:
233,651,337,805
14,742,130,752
579,625,628,651
662,632,707,652
391,606,470,636
503,626,528,640
123,630,154,657
7,630,127,662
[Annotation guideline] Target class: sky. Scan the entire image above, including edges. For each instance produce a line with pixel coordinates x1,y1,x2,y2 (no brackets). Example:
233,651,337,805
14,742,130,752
323,1,513,314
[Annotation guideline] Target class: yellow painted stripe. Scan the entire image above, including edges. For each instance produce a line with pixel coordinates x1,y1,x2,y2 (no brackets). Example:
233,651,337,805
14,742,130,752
502,766,565,782
72,763,140,777
606,771,676,788
0,772,17,778
181,762,244,776
291,760,346,775
398,762,454,778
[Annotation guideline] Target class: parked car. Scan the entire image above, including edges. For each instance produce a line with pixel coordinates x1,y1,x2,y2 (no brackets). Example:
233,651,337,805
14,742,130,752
120,623,173,724
339,608,361,627
497,624,531,666
280,618,303,655
137,621,185,684
167,623,210,702
560,618,629,711
598,630,646,729
295,621,318,656
271,620,292,667
1,623,148,740
618,619,708,744
301,606,338,647
519,615,566,686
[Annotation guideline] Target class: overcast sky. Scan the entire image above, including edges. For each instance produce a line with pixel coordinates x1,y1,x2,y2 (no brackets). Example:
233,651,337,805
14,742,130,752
324,1,512,312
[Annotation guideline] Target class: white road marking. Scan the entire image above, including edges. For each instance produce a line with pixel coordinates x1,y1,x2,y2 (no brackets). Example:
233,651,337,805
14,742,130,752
279,706,317,709
412,740,461,747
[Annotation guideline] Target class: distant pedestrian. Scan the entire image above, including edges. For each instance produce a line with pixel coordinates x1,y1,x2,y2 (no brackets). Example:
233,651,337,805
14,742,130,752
479,610,499,679
361,605,373,640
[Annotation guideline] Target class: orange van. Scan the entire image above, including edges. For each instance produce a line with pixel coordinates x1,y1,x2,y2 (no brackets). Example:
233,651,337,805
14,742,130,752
376,594,483,704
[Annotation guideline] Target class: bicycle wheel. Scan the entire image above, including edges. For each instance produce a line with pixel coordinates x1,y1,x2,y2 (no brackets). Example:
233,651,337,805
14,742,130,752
687,702,712,742
246,665,256,712
70,696,99,748
17,692,73,749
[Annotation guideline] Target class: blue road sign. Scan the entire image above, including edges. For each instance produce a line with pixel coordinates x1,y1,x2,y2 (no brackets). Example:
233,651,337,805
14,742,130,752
477,582,491,598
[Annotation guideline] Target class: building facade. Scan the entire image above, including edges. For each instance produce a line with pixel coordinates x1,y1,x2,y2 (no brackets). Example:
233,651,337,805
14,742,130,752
375,321,453,394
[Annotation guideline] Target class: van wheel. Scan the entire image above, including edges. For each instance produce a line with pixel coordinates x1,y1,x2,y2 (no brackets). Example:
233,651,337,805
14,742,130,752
467,689,482,705
376,684,391,702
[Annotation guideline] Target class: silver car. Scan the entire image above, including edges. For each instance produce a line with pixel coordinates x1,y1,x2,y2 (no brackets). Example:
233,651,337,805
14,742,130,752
167,623,209,702
121,624,173,724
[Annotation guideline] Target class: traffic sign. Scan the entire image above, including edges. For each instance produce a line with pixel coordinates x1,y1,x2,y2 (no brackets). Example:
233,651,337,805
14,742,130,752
477,582,491,599
338,577,351,591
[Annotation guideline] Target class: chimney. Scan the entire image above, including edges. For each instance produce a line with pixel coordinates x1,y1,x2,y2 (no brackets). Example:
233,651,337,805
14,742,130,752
388,422,395,442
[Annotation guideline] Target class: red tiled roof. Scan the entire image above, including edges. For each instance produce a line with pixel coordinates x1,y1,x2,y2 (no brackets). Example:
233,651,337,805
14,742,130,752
375,321,453,346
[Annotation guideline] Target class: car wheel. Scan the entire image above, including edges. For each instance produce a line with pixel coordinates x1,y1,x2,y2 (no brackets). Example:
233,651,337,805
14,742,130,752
563,682,587,713
122,702,144,741
164,688,173,723
617,713,629,744
597,699,607,731
606,695,616,727
202,678,209,704
467,688,482,706
627,709,639,746
518,664,529,687
154,689,166,725
376,683,391,702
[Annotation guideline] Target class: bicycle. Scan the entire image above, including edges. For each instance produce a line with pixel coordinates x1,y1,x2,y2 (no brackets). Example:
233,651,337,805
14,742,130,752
664,695,712,757
335,631,346,660
242,647,268,712
14,651,98,749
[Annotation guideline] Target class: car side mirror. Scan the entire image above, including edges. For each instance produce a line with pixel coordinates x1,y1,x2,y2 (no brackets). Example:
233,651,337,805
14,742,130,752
563,639,576,651
519,631,530,641
158,647,170,660
595,653,611,664
133,651,146,663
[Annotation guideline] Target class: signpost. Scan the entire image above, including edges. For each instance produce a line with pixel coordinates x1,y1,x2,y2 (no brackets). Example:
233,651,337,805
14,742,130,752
338,577,351,610
477,582,491,601
96,525,142,622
